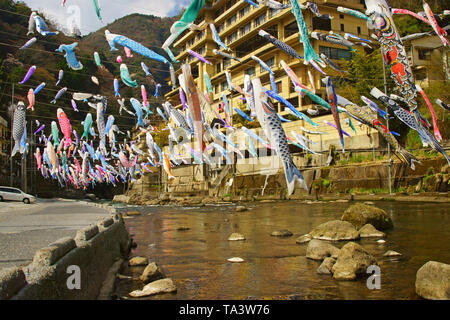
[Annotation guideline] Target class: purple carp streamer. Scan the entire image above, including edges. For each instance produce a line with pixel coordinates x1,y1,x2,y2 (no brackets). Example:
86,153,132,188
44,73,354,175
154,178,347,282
19,65,36,84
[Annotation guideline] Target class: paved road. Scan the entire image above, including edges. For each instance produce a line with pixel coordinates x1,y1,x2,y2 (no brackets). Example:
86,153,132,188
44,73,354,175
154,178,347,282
0,199,110,269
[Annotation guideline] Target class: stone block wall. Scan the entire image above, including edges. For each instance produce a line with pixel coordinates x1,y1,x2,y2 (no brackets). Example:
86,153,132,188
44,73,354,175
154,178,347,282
0,212,131,300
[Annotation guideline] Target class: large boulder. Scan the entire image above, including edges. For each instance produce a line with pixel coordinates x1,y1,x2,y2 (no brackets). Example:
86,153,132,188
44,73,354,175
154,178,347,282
341,203,393,230
309,220,360,241
331,242,378,280
306,240,340,260
112,194,130,204
415,261,450,300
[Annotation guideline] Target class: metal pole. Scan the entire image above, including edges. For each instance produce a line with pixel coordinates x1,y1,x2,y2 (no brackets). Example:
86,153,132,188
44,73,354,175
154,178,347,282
382,60,392,195
10,84,14,187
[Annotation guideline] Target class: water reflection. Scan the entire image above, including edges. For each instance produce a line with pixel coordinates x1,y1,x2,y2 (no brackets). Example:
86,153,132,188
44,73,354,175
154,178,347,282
117,201,450,300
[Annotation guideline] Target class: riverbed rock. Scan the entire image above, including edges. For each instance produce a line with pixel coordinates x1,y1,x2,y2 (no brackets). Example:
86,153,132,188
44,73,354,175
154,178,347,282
129,256,148,266
235,206,247,212
159,193,170,201
306,240,340,260
358,224,385,238
309,220,360,241
112,194,130,204
126,211,141,216
177,226,190,231
144,199,160,205
383,250,402,257
227,257,244,263
415,261,450,300
140,262,164,284
331,242,377,280
296,234,312,244
317,257,336,275
228,233,246,241
341,203,393,230
202,197,217,204
271,230,293,237
129,278,177,298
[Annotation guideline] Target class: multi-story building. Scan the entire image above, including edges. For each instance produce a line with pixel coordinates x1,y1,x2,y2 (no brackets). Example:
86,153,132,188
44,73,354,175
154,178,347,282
0,115,8,168
404,34,449,88
164,0,380,160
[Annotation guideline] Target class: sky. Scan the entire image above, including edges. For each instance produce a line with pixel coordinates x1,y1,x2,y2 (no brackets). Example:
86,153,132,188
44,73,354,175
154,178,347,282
19,0,191,35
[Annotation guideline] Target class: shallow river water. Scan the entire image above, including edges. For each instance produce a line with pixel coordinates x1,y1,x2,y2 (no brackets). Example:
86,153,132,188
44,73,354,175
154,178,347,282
115,200,450,300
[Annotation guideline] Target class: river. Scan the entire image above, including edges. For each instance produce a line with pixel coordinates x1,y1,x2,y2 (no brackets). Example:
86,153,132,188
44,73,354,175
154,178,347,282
114,200,450,300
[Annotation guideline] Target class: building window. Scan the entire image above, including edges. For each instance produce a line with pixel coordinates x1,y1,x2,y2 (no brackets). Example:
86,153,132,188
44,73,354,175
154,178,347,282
226,0,236,10
415,68,427,80
260,57,275,72
235,25,278,58
319,46,352,60
217,23,224,33
214,84,220,94
216,7,224,18
254,13,267,27
289,82,296,93
239,5,250,19
240,22,251,36
221,80,228,91
245,66,256,77
340,24,345,32
357,26,361,35
339,14,344,19
227,30,238,44
276,81,282,93
196,30,205,41
192,64,199,78
227,15,237,27
301,95,312,106
418,48,431,60
269,7,283,18
223,58,231,69
284,21,297,38
312,17,331,31
288,97,299,108
216,62,222,73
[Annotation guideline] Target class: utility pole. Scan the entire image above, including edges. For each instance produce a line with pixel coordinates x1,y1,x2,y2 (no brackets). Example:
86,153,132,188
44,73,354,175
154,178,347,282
382,60,392,195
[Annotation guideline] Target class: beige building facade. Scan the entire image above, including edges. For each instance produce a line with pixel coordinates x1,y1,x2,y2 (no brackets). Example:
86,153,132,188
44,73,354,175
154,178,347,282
405,34,449,87
164,0,380,159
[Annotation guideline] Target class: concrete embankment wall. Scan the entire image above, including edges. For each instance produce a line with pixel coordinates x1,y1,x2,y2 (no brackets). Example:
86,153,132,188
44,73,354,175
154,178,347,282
156,157,449,199
0,206,131,300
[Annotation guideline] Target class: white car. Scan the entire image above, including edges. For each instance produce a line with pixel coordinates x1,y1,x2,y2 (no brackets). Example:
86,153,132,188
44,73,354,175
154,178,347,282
0,187,36,204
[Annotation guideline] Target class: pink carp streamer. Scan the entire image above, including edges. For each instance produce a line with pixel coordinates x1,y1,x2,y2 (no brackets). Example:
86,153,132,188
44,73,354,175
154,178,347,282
416,84,442,142
423,2,449,47
392,6,448,46
392,8,432,26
